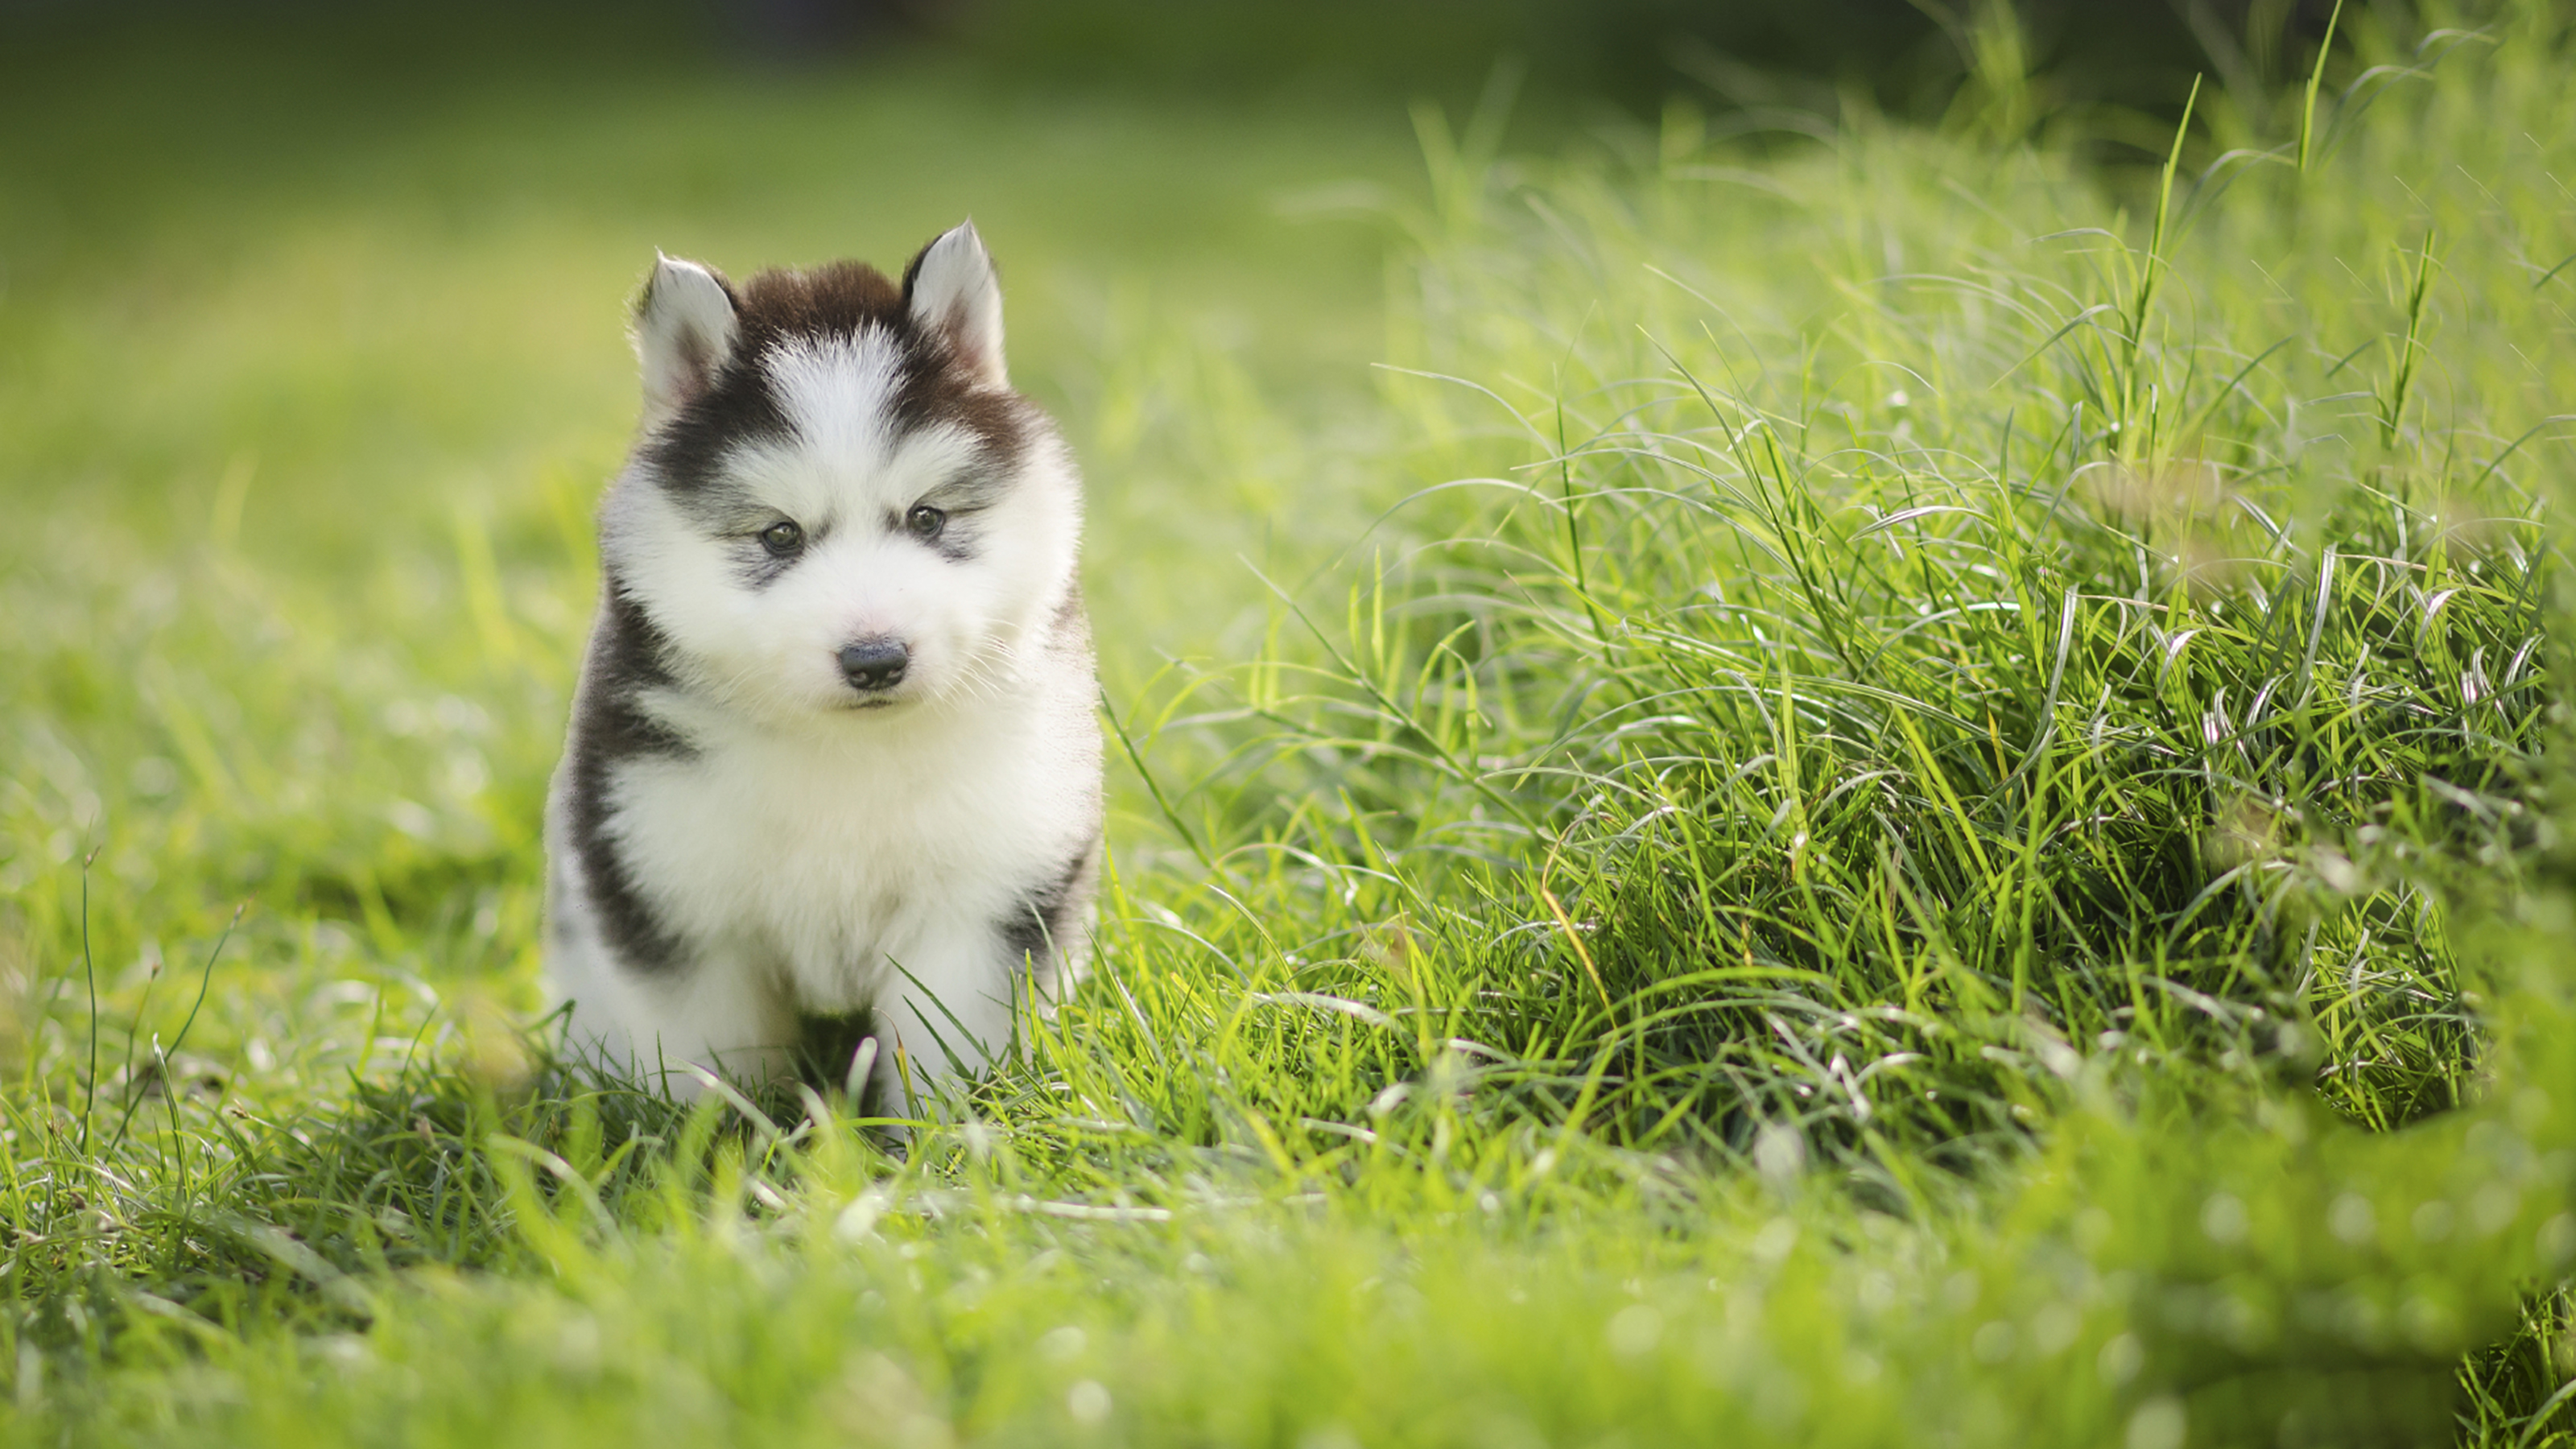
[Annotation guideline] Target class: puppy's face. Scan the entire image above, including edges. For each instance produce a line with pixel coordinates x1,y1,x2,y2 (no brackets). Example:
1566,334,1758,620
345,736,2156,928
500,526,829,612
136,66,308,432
604,225,1079,723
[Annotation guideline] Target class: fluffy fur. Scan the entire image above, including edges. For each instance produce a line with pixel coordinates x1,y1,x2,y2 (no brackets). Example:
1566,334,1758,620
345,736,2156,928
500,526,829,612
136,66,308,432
543,223,1102,1104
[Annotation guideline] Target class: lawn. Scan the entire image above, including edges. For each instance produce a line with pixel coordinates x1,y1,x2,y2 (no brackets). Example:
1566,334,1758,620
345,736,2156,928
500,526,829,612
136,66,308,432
5,2,2576,1445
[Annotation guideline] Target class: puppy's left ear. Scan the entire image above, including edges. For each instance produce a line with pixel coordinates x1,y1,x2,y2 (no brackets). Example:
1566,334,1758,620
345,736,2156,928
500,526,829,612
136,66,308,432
903,221,1007,390
634,254,739,423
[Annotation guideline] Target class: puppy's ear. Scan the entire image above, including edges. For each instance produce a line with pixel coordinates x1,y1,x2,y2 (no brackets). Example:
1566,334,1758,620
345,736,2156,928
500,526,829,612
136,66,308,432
903,221,1006,390
634,254,738,421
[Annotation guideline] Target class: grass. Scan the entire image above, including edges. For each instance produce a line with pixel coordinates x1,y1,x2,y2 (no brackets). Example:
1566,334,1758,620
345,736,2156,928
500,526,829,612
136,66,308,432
6,2,2576,1445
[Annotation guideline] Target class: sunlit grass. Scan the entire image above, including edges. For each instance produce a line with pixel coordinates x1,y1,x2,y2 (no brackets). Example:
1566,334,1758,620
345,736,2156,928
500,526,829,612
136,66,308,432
6,3,2576,1447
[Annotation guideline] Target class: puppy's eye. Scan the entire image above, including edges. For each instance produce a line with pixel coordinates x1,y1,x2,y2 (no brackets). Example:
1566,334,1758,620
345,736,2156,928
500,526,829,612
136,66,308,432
905,504,947,541
759,520,804,556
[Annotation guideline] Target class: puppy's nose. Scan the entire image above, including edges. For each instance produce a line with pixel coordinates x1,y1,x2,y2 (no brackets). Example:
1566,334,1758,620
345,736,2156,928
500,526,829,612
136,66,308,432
837,638,910,691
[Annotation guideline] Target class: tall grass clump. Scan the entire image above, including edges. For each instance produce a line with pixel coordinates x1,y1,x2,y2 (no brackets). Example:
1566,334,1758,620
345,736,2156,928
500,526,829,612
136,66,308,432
1109,2,2570,1174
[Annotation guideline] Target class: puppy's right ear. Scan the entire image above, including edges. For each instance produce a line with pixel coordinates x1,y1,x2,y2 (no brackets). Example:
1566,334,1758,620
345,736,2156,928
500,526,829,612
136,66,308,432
634,254,738,422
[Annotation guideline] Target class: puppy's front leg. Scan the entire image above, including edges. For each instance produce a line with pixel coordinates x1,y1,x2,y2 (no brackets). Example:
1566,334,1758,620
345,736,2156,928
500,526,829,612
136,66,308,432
622,951,800,1098
869,921,1023,1116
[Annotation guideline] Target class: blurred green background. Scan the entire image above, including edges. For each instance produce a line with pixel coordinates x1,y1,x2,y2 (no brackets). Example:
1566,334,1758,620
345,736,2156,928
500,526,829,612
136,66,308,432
0,0,2345,719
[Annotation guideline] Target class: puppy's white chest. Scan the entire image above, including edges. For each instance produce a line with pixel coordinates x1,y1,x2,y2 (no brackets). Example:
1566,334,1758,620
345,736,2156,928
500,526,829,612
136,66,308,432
609,717,1038,1008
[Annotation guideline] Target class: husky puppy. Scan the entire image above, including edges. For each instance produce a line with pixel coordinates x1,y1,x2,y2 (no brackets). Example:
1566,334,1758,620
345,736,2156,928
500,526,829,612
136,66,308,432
543,222,1102,1104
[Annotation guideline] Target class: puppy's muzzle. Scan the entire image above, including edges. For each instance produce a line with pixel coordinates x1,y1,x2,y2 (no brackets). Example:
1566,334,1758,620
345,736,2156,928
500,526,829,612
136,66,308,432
837,637,910,693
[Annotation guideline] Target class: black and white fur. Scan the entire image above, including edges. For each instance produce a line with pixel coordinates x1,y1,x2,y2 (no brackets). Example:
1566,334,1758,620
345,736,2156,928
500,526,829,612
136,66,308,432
544,222,1102,1104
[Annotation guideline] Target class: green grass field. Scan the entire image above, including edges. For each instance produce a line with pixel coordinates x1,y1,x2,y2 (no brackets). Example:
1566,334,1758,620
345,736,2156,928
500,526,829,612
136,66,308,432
6,3,2576,1444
